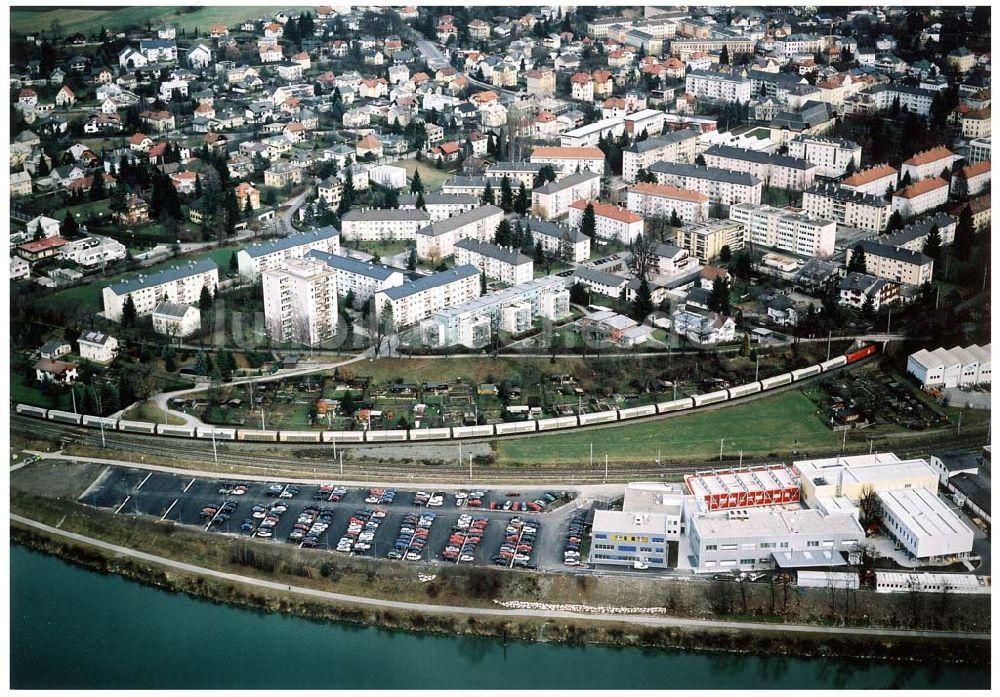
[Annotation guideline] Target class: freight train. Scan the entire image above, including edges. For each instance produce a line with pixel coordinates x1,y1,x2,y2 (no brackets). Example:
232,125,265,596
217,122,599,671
14,345,877,444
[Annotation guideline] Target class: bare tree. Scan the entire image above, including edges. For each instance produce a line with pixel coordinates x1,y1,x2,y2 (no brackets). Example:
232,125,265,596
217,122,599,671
627,233,656,281
857,485,882,531
369,299,395,358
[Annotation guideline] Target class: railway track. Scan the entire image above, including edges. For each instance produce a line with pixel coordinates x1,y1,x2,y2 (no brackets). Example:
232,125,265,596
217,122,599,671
12,414,988,484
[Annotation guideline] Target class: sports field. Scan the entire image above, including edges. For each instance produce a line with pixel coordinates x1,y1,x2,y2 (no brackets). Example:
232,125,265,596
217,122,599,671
496,390,842,465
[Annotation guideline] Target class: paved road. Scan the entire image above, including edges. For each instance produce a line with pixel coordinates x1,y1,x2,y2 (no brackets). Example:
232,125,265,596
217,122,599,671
409,31,518,99
10,514,988,641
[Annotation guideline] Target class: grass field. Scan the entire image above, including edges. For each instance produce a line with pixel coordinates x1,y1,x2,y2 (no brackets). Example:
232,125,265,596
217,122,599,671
10,6,312,36
400,159,452,190
339,356,590,386
496,389,842,465
121,400,186,426
11,372,67,410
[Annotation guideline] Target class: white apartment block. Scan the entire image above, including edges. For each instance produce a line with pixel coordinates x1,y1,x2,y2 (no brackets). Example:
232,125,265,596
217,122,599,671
567,199,645,244
483,162,545,189
374,265,481,328
869,85,934,116
847,241,934,286
882,213,957,252
531,171,602,220
340,208,431,242
58,236,127,268
649,162,762,206
951,161,991,198
237,227,341,281
454,239,533,286
262,258,338,346
103,259,219,322
415,205,504,261
802,184,892,233
398,192,480,221
900,146,962,183
967,137,990,164
529,146,606,176
626,183,709,223
624,109,667,137
729,203,836,258
524,217,591,263
787,135,862,177
559,118,624,148
684,70,752,103
308,250,405,303
622,128,699,183
892,178,950,219
676,219,747,263
841,163,899,197
774,33,825,56
703,145,818,190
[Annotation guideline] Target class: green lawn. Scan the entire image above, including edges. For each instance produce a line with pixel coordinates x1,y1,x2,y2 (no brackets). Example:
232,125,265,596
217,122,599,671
11,6,313,36
11,371,66,410
497,389,841,465
52,199,112,224
122,400,186,426
400,159,452,190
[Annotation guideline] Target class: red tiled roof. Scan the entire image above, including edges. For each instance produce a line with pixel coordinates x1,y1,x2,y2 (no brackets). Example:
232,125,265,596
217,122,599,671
960,160,990,178
19,236,67,253
570,199,643,223
531,146,605,159
842,163,897,188
895,177,948,199
903,146,954,166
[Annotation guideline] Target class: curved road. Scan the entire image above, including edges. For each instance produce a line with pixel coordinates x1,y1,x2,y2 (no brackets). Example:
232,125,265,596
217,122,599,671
10,514,988,641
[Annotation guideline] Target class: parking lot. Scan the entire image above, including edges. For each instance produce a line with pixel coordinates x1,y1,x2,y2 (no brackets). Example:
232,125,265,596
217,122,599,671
78,467,584,571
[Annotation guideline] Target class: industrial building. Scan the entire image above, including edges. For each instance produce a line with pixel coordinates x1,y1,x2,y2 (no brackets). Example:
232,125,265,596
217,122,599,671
684,465,801,511
590,483,686,569
874,572,989,594
794,453,940,507
876,487,975,561
906,344,992,388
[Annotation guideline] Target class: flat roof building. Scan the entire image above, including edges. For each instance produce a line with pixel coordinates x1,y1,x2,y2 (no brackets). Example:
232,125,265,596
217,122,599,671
794,453,940,507
877,487,975,560
685,465,801,511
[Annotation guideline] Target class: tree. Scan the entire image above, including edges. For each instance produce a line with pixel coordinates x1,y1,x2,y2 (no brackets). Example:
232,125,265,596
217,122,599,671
369,300,395,358
719,245,732,263
578,202,596,238
694,153,707,166
857,485,882,531
900,170,912,188
669,208,682,228
121,294,137,327
533,241,545,266
953,204,974,260
627,233,655,281
719,44,730,65
708,276,731,315
338,170,355,215
630,279,654,322
532,165,557,187
500,175,514,212
922,224,942,262
229,251,239,274
410,169,423,193
406,249,417,271
62,210,79,237
480,272,487,294
494,218,513,246
514,182,530,215
847,244,867,273
383,187,399,209
199,285,213,311
886,210,904,233
861,293,876,319
739,332,751,357
90,171,106,201
482,180,495,205
415,190,426,210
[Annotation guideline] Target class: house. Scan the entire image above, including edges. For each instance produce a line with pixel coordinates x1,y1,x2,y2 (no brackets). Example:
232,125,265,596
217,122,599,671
152,301,201,338
115,194,150,225
188,43,213,69
235,182,261,210
77,331,119,364
766,295,799,326
140,110,175,132
837,272,900,311
39,339,72,359
10,170,32,197
34,358,79,385
356,134,383,159
672,308,737,344
26,215,61,238
55,85,75,107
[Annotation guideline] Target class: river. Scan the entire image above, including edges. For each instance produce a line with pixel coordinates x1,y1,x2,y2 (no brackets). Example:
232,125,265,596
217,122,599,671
10,546,989,690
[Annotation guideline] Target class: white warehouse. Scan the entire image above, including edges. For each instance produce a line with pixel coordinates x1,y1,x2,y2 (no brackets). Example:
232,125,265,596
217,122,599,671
876,487,975,561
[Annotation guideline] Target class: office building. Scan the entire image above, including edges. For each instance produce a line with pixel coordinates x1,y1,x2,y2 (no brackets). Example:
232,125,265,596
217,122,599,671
794,453,940,507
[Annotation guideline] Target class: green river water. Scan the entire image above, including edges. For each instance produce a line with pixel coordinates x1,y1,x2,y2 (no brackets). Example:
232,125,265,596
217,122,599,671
10,546,990,689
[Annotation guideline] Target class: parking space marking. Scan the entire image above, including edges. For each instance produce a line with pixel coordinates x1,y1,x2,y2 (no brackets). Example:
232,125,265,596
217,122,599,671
135,472,153,491
183,478,195,493
113,496,131,515
161,499,179,521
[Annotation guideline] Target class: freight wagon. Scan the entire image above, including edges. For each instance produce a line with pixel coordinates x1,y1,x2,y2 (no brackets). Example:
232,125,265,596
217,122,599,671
537,416,579,431
279,431,322,443
118,420,156,434
196,426,237,440
494,421,539,435
409,427,453,440
238,429,279,442
759,373,793,390
452,424,495,439
156,424,196,438
83,415,118,429
618,404,657,420
321,430,365,443
656,398,695,413
16,404,48,418
48,409,83,425
726,382,762,399
364,429,408,442
578,410,619,425
791,365,822,381
820,355,848,372
692,390,729,407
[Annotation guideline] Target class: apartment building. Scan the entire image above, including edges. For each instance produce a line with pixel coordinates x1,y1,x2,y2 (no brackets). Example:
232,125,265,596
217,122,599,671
649,162,762,206
626,182,710,223
882,213,957,252
786,135,861,177
654,241,698,278
415,205,505,261
684,69,752,103
967,137,990,164
531,171,602,220
397,192,479,221
454,239,533,285
482,162,545,189
961,108,991,139
262,258,338,346
951,160,991,198
624,109,667,138
892,177,950,219
524,217,591,263
103,259,219,322
340,208,431,242
703,145,818,190
622,128,699,183
525,68,556,96
729,203,836,258
374,265,481,328
559,118,625,148
237,226,341,281
308,250,405,302
529,146,606,175
868,84,935,116
676,219,747,263
847,240,934,286
573,266,628,299
568,199,645,244
840,163,899,197
669,36,756,60
802,182,892,233
900,146,962,183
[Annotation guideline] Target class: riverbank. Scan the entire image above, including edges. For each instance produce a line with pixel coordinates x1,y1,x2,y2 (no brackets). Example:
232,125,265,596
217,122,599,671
10,521,990,666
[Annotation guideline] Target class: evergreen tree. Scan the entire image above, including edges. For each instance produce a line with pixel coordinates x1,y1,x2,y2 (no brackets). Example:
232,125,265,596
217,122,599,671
579,202,596,238
415,190,426,210
229,251,238,273
922,224,942,262
953,204,974,260
89,171,106,201
338,170,355,215
482,180,495,205
514,182,530,215
410,169,423,193
406,249,417,271
62,210,79,237
383,187,398,209
480,272,487,294
861,294,876,319
195,173,203,198
694,153,707,166
719,245,731,263
199,285,213,311
720,44,730,65
708,277,731,315
500,175,514,211
122,294,137,326
630,279,654,322
495,218,512,246
847,244,867,273
533,241,545,266
669,208,681,227
900,170,912,187
739,332,751,357
886,210,904,233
